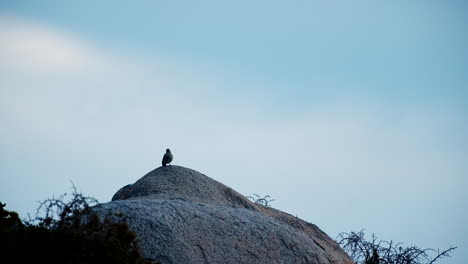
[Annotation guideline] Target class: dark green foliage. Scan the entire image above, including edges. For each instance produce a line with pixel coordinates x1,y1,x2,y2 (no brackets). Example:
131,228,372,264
0,186,153,264
0,202,23,232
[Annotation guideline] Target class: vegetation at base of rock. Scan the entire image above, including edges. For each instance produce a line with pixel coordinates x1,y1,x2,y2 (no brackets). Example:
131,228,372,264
30,183,99,229
0,185,153,264
336,230,457,264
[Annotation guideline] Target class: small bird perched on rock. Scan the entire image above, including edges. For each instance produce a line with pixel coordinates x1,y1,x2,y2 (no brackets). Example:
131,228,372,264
162,149,173,166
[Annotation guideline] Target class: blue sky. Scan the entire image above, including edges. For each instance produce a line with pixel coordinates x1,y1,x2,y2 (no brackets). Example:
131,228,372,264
1,1,467,263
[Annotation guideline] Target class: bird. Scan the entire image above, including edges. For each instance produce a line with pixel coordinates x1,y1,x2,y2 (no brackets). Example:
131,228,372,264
162,149,173,166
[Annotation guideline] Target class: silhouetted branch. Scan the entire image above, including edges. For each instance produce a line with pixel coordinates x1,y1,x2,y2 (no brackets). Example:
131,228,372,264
31,181,98,229
428,246,458,264
336,230,456,264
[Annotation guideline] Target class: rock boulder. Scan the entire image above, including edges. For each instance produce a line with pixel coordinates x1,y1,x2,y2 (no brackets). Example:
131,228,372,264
92,165,353,264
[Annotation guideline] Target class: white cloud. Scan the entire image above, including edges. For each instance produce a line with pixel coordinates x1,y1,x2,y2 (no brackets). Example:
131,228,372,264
0,14,108,73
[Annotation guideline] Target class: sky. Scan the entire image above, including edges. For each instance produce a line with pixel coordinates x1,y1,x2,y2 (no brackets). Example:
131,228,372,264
1,0,467,262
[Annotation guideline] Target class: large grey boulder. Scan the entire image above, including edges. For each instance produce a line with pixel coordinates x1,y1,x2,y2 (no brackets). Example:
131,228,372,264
93,165,353,264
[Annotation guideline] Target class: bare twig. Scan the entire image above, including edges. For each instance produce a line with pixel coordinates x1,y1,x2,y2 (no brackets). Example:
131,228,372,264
336,230,456,264
247,194,275,207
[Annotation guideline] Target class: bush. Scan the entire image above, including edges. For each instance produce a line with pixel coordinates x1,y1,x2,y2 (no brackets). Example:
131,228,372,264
0,185,154,264
336,230,456,264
